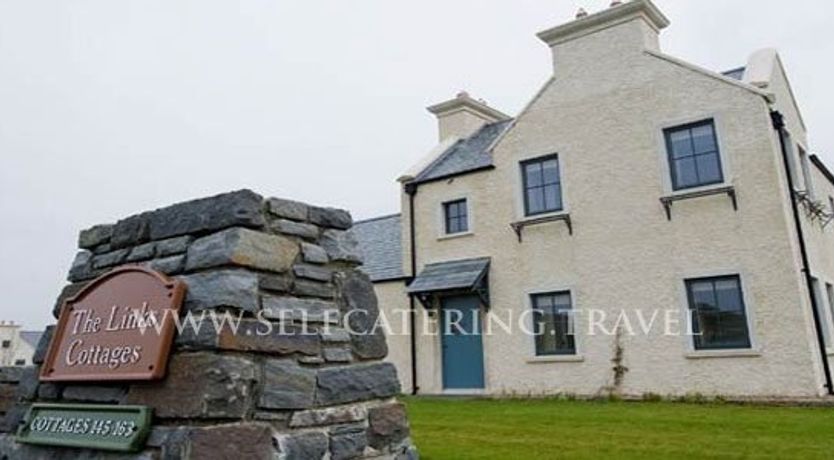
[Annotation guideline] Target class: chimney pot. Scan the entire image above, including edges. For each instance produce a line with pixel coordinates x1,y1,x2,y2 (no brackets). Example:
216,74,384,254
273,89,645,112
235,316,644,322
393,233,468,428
611,0,623,7
575,8,588,18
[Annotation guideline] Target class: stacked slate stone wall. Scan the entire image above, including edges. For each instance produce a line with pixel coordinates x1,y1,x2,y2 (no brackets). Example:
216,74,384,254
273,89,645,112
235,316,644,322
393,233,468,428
0,189,417,460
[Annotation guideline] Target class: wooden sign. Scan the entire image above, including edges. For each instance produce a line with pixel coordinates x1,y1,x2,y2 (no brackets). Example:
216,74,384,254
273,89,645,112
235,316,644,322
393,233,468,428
41,266,186,382
16,403,152,452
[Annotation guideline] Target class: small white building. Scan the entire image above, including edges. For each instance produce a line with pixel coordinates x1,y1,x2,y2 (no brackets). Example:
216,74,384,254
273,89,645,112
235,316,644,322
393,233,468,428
354,0,834,398
0,322,42,367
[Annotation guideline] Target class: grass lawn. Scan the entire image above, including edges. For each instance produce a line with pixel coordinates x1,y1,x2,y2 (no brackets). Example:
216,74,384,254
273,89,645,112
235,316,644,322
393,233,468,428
404,397,834,459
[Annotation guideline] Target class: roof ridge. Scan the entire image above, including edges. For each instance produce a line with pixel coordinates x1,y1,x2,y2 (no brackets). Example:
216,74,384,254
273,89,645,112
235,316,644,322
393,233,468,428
427,256,492,265
722,66,746,75
354,213,401,225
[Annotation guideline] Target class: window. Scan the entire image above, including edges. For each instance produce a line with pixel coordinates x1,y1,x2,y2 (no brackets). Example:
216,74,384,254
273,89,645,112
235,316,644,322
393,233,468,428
686,275,751,350
664,120,724,190
826,283,834,346
829,196,834,213
443,199,469,234
812,277,830,347
13,359,25,366
782,132,801,186
1,340,9,349
798,146,815,199
522,155,563,216
531,291,575,355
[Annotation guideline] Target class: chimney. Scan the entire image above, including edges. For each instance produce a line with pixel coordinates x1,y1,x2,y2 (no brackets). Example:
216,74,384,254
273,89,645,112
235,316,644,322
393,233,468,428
427,91,511,142
536,0,670,74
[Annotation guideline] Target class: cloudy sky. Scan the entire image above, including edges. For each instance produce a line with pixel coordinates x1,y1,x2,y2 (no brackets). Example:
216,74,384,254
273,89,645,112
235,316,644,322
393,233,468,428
1,0,832,329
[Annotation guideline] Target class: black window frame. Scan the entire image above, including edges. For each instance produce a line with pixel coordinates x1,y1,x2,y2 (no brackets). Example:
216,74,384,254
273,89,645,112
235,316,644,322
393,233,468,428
13,359,25,366
685,274,752,351
521,154,563,217
531,290,576,356
443,198,469,235
664,119,724,191
1,340,9,349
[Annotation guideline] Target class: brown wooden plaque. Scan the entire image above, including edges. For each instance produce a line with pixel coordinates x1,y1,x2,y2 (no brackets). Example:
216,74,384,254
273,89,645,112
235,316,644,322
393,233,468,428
41,266,186,382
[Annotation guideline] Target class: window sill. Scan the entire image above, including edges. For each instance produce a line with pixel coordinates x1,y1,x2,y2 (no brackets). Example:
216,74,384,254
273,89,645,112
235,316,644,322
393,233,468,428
437,231,474,241
510,212,572,242
685,349,761,360
659,185,737,220
527,355,584,364
517,210,569,224
666,182,731,197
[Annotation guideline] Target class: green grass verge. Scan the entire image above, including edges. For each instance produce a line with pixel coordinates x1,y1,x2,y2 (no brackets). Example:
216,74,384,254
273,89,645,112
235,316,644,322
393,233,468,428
404,397,834,459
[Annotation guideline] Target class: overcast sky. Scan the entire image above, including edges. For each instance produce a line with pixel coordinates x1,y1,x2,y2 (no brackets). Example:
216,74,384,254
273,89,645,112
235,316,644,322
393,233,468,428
1,0,832,330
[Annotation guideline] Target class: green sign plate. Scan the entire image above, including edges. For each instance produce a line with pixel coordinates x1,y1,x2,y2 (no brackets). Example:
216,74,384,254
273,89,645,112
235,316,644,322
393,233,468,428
16,403,152,452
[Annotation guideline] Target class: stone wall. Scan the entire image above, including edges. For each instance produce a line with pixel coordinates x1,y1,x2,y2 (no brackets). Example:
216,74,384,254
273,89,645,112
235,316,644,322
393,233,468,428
0,189,417,460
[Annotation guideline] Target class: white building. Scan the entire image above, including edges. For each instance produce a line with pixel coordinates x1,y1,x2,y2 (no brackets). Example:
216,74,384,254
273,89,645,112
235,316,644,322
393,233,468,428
354,0,834,398
0,322,41,367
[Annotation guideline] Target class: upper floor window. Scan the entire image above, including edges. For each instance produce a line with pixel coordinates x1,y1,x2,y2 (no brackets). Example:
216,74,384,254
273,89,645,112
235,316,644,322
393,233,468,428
531,291,575,356
685,275,751,350
798,145,815,199
443,199,469,234
1,340,9,349
664,120,723,191
522,155,562,216
13,359,25,366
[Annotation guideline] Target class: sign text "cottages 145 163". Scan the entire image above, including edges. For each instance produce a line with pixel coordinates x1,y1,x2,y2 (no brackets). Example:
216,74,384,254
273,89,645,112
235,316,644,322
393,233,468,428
16,404,152,452
40,266,186,382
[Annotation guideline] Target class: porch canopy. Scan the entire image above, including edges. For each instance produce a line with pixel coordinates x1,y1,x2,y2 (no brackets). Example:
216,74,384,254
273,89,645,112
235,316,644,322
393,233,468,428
406,257,490,309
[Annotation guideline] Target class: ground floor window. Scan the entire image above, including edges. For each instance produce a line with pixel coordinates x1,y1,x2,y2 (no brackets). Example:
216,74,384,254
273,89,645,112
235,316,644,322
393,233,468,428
685,275,751,350
531,291,575,355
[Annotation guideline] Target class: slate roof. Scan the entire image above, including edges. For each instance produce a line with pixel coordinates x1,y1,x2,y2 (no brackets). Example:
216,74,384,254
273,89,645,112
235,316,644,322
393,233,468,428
406,257,490,294
352,214,404,282
412,119,513,184
722,67,745,81
20,331,42,349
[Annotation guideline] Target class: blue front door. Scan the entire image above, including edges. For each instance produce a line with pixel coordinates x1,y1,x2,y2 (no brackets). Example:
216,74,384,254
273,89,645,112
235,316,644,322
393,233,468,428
441,295,485,389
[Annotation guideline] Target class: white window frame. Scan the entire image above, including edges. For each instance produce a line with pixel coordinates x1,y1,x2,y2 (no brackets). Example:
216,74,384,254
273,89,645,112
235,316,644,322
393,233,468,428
797,142,815,199
824,282,834,355
811,276,830,349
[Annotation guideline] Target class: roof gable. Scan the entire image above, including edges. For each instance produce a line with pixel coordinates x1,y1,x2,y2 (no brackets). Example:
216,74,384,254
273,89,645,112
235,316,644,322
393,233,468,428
411,119,513,185
20,331,42,348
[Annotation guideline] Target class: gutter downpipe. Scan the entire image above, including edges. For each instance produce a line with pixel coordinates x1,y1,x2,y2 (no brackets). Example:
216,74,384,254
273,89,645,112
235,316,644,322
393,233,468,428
405,182,420,395
771,110,834,395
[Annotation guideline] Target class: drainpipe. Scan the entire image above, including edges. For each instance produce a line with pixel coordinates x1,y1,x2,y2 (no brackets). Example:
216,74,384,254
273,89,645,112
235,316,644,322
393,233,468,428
405,182,420,395
771,110,834,395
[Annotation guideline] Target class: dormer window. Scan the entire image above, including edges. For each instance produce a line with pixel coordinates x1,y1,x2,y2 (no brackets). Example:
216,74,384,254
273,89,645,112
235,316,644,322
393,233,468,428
443,199,469,235
522,154,563,216
664,120,723,190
